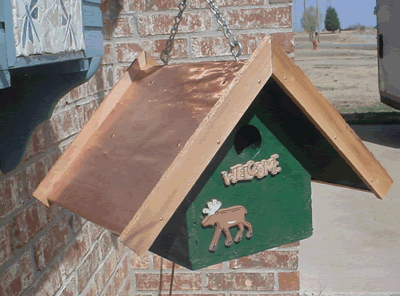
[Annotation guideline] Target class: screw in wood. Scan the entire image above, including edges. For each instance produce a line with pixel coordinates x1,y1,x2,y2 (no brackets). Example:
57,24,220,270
258,79,261,83
217,140,220,144
160,217,163,221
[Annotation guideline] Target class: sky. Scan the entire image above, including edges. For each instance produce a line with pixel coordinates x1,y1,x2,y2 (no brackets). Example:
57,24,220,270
292,0,378,32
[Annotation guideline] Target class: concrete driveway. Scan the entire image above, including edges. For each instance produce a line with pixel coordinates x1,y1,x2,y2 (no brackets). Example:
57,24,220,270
300,124,400,294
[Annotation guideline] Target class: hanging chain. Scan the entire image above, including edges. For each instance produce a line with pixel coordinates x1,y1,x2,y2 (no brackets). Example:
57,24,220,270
160,0,243,65
160,0,188,65
203,0,243,61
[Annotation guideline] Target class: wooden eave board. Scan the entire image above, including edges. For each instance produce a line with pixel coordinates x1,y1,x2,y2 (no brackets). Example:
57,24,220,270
120,36,392,256
33,51,245,235
270,39,393,200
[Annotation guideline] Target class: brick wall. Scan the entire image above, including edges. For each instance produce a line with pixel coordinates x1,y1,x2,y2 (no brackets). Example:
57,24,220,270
0,0,297,295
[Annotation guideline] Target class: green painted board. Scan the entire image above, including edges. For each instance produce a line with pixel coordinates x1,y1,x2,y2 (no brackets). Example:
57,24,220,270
150,79,314,270
150,78,371,269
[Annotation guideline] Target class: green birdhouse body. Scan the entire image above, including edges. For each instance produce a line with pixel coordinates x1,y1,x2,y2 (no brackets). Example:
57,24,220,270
151,81,314,270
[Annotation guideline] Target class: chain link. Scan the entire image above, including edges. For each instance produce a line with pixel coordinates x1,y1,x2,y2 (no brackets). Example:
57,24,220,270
161,0,243,65
203,0,243,60
160,0,188,65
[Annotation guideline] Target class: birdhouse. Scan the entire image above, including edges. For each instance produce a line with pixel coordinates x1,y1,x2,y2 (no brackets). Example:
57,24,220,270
33,36,393,270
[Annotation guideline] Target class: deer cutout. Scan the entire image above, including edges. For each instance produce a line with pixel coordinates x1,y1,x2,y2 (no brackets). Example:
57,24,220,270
201,199,253,252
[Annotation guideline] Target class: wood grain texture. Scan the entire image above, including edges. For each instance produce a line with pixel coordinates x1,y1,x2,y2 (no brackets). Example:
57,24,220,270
119,37,274,256
270,38,393,199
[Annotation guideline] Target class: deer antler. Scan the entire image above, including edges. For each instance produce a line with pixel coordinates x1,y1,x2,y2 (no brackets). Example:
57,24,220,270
202,199,222,216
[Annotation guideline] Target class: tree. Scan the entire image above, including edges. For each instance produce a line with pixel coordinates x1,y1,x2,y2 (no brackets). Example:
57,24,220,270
301,6,323,41
325,6,341,33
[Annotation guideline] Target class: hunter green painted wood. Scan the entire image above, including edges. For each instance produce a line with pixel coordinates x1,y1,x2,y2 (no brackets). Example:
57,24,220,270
150,78,313,270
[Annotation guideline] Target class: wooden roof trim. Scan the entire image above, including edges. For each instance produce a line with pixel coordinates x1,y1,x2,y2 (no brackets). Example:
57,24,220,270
33,51,156,207
270,39,393,199
119,37,274,256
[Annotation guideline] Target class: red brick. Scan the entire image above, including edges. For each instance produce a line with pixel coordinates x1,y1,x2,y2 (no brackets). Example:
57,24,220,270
69,213,87,233
101,44,114,65
23,122,47,161
0,173,24,218
136,273,202,291
80,280,97,296
14,201,57,247
0,221,14,265
220,7,292,30
117,278,131,295
94,249,118,293
115,238,127,260
153,254,184,269
138,11,212,36
60,275,77,296
25,152,61,198
115,43,143,63
141,38,188,61
54,92,73,112
130,250,149,269
103,65,114,90
100,0,109,14
207,273,274,291
110,255,129,293
34,214,71,270
112,17,133,37
49,107,81,142
103,18,112,40
59,138,76,154
104,281,116,296
270,0,292,3
204,263,224,269
279,272,300,291
86,67,105,96
61,222,91,276
115,66,129,81
69,84,88,101
76,100,100,129
98,230,114,258
122,0,178,13
279,241,300,248
271,32,294,53
229,250,298,269
87,222,104,245
77,245,102,293
161,294,224,296
0,252,35,296
192,33,268,57
191,0,263,8
26,258,63,296
230,294,298,296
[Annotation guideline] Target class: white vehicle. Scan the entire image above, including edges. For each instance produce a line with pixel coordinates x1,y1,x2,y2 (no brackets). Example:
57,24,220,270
376,0,400,109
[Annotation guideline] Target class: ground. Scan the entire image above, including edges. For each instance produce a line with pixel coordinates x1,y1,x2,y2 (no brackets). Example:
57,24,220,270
295,30,400,296
294,29,400,116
